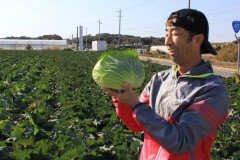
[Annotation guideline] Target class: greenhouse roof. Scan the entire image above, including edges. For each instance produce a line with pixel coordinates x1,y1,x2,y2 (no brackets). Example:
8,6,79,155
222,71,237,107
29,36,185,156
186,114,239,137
0,39,67,45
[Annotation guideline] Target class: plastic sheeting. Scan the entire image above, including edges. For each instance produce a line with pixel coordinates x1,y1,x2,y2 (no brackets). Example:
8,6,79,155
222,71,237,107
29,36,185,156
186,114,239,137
0,39,68,50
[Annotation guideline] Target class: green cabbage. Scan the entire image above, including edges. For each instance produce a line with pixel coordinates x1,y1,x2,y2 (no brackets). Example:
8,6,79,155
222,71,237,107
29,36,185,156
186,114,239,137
92,49,145,90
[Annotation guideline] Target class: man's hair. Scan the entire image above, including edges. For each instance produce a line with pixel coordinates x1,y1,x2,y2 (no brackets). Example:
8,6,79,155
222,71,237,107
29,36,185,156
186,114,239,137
187,31,206,53
187,31,197,42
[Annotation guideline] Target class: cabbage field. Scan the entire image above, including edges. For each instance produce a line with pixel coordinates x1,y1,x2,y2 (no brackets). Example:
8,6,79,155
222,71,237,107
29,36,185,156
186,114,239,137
0,50,239,160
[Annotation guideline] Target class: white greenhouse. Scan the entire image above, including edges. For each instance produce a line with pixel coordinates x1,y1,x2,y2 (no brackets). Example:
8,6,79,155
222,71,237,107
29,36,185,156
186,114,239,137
150,46,168,53
0,39,68,50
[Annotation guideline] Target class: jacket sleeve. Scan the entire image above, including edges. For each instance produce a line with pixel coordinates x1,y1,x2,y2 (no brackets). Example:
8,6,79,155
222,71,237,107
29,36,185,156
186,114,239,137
112,97,142,132
112,78,152,133
132,84,229,154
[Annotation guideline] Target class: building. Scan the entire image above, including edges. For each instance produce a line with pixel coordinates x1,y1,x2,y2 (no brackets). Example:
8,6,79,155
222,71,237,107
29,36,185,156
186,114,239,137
136,49,146,54
150,46,168,53
0,39,68,50
92,41,107,51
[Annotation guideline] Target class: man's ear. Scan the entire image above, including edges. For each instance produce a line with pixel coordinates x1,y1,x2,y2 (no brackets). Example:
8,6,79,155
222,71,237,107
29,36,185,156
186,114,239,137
193,34,204,47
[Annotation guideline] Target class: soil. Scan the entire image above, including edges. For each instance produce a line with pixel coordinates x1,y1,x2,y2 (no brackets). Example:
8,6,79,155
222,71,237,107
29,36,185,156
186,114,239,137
141,53,238,72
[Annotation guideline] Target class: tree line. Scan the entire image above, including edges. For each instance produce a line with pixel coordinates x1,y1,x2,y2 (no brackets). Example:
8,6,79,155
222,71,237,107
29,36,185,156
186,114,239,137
4,34,63,40
3,33,166,47
77,33,166,47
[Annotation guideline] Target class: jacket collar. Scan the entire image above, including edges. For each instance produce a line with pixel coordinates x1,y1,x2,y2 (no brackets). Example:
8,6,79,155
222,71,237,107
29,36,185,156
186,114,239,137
172,60,215,79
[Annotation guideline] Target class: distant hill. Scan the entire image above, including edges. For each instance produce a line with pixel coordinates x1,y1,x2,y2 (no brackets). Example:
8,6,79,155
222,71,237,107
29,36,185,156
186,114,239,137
4,34,63,40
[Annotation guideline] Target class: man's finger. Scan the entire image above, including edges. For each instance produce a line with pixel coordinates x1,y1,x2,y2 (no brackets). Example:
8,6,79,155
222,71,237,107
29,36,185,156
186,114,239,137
122,82,131,90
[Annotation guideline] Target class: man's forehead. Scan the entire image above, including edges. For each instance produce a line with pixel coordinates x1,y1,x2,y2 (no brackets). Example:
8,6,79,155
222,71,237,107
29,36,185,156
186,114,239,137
165,25,182,31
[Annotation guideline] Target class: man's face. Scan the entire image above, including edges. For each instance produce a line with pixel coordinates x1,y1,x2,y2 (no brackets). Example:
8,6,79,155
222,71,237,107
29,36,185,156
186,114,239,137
165,25,195,65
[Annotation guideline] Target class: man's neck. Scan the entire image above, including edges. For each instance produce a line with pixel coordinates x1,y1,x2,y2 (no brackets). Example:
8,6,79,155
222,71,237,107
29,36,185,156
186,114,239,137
177,59,202,75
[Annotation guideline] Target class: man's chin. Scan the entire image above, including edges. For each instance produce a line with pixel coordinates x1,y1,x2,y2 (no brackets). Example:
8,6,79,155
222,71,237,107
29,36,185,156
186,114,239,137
170,56,176,62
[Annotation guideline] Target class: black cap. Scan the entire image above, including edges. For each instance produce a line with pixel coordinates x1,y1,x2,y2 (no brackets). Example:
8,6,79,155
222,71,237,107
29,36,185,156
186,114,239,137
167,9,217,55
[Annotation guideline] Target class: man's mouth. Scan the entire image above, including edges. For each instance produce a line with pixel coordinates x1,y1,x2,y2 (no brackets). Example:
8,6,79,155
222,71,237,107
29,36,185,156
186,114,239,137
168,49,175,56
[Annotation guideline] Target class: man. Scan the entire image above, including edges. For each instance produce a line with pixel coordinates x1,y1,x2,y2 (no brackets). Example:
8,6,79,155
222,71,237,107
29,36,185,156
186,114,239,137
104,8,229,160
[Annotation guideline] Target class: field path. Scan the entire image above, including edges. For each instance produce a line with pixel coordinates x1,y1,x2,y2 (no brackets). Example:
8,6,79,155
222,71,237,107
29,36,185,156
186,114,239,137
139,56,236,77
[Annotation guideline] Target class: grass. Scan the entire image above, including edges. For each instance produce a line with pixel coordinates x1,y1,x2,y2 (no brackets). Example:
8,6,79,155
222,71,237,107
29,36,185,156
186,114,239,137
202,54,237,69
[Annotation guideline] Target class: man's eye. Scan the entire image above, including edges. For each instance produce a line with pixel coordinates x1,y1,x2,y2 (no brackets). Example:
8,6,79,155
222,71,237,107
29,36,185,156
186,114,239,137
172,33,179,36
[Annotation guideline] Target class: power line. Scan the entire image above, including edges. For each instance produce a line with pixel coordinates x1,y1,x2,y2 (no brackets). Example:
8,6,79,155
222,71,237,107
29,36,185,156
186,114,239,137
72,2,239,42
210,17,240,24
206,7,240,16
123,0,158,11
204,2,240,13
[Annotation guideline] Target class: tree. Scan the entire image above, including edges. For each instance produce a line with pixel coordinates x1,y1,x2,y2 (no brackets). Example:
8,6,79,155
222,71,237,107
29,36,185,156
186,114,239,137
37,34,63,40
25,44,32,50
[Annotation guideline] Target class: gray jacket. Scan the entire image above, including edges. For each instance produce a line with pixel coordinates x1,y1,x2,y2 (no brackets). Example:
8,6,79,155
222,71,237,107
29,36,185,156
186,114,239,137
116,60,229,159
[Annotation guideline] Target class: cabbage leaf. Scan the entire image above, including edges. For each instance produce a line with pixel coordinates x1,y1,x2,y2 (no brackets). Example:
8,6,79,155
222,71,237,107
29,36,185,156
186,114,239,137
92,49,145,90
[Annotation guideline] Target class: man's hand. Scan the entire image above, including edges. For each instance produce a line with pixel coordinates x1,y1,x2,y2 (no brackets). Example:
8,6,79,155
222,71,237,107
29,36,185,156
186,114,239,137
103,82,140,108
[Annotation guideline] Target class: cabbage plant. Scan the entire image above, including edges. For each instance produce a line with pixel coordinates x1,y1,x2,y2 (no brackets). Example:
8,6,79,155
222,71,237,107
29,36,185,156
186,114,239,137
92,49,145,90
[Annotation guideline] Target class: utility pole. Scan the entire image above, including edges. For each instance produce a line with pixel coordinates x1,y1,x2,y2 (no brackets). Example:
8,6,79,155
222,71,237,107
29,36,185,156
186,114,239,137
79,26,83,51
85,27,88,49
71,34,73,48
76,26,79,50
232,21,240,74
188,0,191,9
117,9,122,48
97,19,102,41
235,34,240,73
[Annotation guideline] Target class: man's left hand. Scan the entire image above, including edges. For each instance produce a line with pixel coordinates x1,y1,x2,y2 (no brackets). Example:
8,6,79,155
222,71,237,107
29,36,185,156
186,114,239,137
103,82,140,108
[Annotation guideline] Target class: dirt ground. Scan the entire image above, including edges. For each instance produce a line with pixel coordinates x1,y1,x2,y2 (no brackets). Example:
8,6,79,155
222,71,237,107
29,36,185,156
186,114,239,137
141,53,238,71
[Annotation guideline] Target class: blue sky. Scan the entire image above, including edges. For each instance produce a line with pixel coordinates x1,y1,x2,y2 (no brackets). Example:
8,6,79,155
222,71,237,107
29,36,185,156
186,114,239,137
0,0,239,42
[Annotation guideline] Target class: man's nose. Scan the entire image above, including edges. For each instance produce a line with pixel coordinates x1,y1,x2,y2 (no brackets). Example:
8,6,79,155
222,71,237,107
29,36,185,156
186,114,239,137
165,35,172,46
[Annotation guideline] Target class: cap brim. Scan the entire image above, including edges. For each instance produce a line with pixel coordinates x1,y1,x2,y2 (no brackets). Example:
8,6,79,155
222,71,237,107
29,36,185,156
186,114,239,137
202,40,217,55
